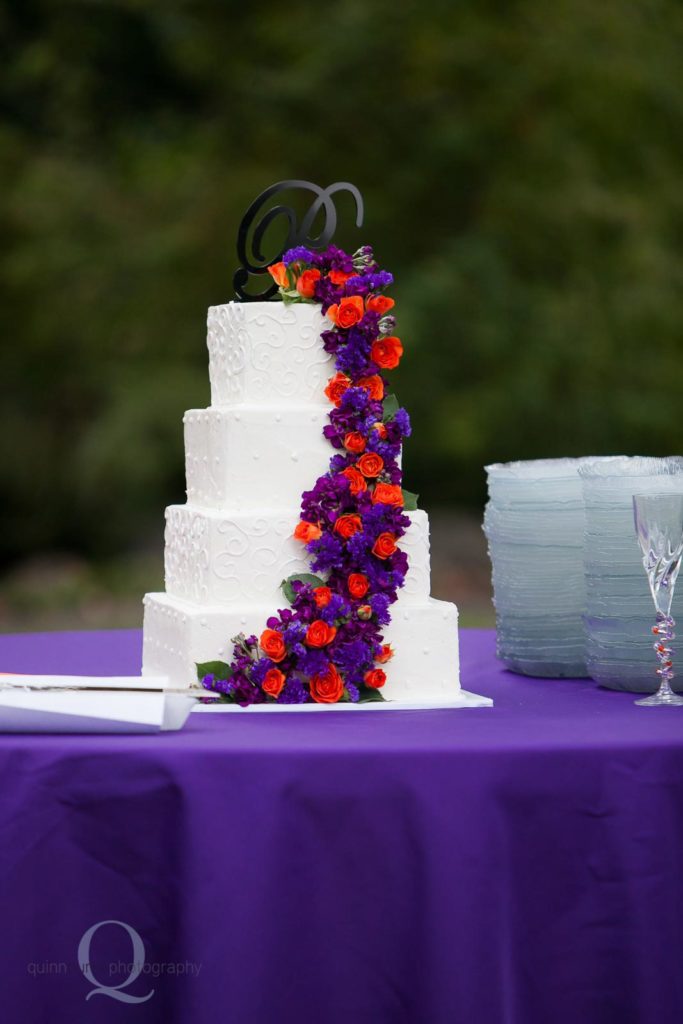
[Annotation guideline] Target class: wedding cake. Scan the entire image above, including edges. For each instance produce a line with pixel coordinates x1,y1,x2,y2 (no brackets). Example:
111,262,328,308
142,244,487,707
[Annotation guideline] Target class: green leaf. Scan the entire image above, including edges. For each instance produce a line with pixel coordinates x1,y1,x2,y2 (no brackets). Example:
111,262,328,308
196,660,233,684
357,686,386,703
402,489,419,511
382,393,400,422
281,572,326,604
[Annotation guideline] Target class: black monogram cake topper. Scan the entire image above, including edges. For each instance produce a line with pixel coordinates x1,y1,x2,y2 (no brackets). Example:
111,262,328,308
234,180,364,300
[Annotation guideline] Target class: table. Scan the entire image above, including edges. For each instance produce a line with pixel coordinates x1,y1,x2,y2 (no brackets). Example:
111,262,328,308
0,628,682,1024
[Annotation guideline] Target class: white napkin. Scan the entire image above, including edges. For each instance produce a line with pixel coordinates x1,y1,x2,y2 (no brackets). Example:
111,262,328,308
0,675,194,733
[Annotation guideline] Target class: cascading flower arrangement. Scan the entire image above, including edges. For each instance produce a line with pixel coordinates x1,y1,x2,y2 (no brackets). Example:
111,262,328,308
198,244,416,704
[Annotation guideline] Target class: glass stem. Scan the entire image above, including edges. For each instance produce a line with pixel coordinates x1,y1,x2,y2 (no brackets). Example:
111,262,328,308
653,611,675,695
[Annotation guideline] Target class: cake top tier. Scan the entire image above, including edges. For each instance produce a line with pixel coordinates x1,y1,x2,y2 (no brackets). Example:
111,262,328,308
207,301,335,408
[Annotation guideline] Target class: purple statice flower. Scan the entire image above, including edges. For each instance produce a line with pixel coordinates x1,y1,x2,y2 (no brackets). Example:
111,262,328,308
369,593,391,625
320,328,344,355
393,408,411,437
346,682,360,703
333,639,374,677
308,531,344,574
344,270,394,296
323,244,355,272
284,620,307,645
283,246,317,265
299,647,330,677
277,677,309,704
250,658,274,686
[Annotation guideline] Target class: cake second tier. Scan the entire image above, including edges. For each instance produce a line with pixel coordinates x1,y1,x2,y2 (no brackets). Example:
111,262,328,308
164,504,432,607
184,405,332,512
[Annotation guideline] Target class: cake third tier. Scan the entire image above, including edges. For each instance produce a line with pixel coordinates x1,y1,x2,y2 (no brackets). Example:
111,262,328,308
163,505,432,607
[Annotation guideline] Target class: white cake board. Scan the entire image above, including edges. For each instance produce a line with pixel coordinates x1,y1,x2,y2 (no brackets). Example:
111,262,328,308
192,688,492,712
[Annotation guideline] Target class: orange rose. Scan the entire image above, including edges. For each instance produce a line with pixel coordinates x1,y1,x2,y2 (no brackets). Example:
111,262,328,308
310,663,344,704
262,668,286,698
267,261,289,288
296,268,321,299
358,452,384,478
348,573,369,599
344,431,366,453
306,620,338,648
334,513,363,539
357,375,385,401
364,668,387,689
357,604,373,620
314,586,333,608
373,421,388,439
366,295,395,314
377,644,394,663
328,269,354,285
324,371,351,406
327,295,365,328
260,628,286,662
372,532,398,559
372,483,404,507
341,466,367,495
294,520,322,542
371,336,403,370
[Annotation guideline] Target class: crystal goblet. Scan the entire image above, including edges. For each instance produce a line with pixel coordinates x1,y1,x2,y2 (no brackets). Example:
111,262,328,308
632,493,683,706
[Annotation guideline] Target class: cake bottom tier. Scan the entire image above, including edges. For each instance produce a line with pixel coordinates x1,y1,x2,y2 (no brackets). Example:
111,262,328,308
142,592,461,703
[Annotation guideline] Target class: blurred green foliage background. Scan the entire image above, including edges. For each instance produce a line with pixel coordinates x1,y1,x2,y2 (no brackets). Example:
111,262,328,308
1,0,683,625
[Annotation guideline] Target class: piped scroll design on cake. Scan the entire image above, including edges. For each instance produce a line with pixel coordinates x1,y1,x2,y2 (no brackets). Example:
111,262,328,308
199,245,417,706
233,181,364,301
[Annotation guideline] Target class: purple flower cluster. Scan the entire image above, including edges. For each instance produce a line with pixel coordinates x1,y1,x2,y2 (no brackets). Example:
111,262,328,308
201,245,412,706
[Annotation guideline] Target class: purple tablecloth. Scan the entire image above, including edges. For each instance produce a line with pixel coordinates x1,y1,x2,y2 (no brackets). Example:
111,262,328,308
0,628,682,1024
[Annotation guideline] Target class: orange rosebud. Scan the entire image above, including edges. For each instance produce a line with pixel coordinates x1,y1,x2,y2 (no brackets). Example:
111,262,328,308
366,294,395,314
314,586,333,608
294,520,323,542
324,371,351,406
268,262,289,288
364,668,387,689
310,663,344,703
372,532,398,559
371,336,403,370
358,452,384,478
377,644,394,663
373,421,388,439
259,628,286,663
357,375,385,401
334,513,363,539
296,268,321,299
328,269,354,285
344,431,367,453
305,620,338,648
327,295,365,329
341,466,367,495
348,573,369,599
357,604,373,620
262,667,286,698
372,483,404,507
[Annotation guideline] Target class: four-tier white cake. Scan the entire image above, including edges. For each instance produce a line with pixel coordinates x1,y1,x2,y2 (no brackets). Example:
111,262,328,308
142,300,486,706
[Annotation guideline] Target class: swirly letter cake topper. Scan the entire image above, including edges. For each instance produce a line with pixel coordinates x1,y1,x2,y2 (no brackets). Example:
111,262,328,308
234,180,364,300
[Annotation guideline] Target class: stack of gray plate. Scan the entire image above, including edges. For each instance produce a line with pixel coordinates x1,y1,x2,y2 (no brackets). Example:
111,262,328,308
484,458,594,677
579,455,683,692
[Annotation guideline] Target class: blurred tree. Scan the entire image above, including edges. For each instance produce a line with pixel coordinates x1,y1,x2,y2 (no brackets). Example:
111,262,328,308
1,0,683,562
